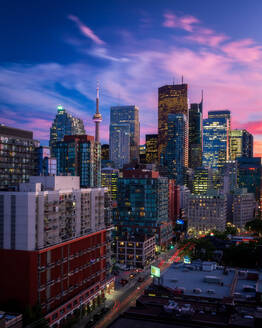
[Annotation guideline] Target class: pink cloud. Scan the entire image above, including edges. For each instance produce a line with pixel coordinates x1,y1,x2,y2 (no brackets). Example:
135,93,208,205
254,140,262,158
68,15,105,45
222,39,262,63
163,13,199,32
186,28,228,47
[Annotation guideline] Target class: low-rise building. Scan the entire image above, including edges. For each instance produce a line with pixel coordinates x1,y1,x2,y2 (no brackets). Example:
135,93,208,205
115,235,155,268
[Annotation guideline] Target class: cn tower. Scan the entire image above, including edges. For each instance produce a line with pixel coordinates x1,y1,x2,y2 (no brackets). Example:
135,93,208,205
93,83,102,142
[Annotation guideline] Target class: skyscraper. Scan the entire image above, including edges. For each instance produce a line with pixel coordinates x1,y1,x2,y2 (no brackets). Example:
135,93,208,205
0,125,39,191
202,110,230,169
93,85,102,187
36,146,57,176
229,129,253,160
54,135,94,188
145,134,158,164
189,98,203,169
110,105,140,163
49,105,85,155
158,83,188,160
164,113,187,185
109,124,130,169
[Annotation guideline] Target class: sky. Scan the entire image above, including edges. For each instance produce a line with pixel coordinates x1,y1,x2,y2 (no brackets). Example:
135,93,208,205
1,0,262,155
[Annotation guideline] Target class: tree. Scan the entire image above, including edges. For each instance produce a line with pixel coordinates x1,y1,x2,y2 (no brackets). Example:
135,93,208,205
245,219,262,237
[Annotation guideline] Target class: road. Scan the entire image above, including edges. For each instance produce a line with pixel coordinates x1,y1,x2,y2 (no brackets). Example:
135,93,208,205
94,241,194,328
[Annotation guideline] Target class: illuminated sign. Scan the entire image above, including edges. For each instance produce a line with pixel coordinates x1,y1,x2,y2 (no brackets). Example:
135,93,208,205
184,256,191,264
176,219,184,225
151,265,160,278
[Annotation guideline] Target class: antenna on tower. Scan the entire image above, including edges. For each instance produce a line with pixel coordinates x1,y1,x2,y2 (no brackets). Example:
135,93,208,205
172,77,175,85
181,75,184,84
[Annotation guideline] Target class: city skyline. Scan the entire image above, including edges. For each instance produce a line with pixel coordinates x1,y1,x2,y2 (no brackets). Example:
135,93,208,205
1,1,262,156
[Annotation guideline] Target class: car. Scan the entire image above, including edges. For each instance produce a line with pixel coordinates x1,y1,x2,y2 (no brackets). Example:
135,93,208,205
121,279,128,286
138,277,145,282
129,273,135,279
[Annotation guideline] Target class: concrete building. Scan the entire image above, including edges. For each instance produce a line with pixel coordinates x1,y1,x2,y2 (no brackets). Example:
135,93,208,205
186,191,227,235
0,125,39,191
115,235,155,268
0,176,113,327
232,189,256,229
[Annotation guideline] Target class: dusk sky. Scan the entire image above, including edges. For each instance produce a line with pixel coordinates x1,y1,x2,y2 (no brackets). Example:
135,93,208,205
1,0,262,155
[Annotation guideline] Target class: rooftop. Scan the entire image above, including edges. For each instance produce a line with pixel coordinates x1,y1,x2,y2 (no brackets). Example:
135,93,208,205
161,261,235,299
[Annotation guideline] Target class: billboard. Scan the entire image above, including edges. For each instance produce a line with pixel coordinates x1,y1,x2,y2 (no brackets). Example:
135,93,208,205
151,265,160,278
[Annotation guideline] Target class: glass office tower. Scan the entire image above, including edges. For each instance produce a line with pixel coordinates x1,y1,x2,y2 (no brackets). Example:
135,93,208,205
189,101,202,169
49,105,85,155
203,111,230,169
158,83,188,161
164,113,187,185
229,129,253,160
109,124,130,169
110,105,140,163
54,135,94,188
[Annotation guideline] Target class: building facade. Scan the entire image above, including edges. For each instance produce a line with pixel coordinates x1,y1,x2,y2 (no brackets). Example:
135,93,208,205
0,176,113,327
0,125,39,191
229,129,253,160
110,105,140,163
109,124,130,169
115,235,155,268
232,189,256,229
203,113,230,169
54,135,94,188
186,191,227,235
189,101,203,169
49,105,85,156
158,83,188,161
164,113,187,184
145,134,158,164
101,167,119,202
36,146,57,176
114,169,173,248
237,157,262,202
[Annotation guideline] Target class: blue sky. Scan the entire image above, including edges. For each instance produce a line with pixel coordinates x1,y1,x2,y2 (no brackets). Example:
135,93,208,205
1,0,262,154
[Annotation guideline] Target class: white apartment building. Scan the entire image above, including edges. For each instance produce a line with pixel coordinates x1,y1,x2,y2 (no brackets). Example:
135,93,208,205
0,176,106,251
232,189,256,229
186,191,227,235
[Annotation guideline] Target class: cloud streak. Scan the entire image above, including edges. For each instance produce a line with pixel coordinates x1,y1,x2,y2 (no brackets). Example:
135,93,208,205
68,15,105,45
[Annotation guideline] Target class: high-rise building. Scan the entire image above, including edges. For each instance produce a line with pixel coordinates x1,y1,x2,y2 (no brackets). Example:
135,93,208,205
189,99,203,169
229,129,253,160
237,157,262,201
36,146,57,176
164,113,187,184
110,105,140,163
54,135,94,188
49,105,85,155
203,111,230,169
208,110,231,129
192,167,213,194
0,125,39,191
109,124,130,169
145,134,158,164
158,83,188,160
114,169,173,248
0,176,114,326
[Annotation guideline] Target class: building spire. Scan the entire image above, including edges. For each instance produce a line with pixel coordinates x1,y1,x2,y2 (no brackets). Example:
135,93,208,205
93,81,102,142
